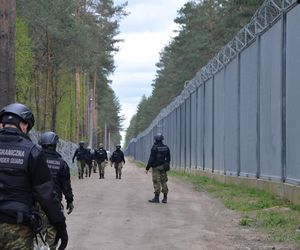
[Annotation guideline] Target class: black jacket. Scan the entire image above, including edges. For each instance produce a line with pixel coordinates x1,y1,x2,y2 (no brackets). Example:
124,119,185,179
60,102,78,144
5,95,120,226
94,148,108,163
146,142,170,171
42,149,74,204
72,146,88,161
0,128,66,229
110,149,125,164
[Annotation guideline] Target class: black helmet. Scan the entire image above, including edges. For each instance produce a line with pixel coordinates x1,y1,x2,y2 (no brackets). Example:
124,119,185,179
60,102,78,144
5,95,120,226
116,144,121,149
39,131,59,146
79,141,85,146
154,133,164,142
0,103,35,131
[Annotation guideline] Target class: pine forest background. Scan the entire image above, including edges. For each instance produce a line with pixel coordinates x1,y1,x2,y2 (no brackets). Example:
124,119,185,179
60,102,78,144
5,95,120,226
15,0,126,147
13,0,264,147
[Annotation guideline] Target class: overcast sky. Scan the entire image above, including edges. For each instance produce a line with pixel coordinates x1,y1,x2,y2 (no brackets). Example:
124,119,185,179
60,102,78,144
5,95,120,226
111,0,188,143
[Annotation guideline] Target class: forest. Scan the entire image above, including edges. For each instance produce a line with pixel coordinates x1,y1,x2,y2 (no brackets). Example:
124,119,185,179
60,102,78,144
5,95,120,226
124,0,264,146
0,0,265,147
0,0,127,147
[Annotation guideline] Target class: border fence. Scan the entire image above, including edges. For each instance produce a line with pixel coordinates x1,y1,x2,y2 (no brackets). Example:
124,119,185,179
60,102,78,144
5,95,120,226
125,0,300,185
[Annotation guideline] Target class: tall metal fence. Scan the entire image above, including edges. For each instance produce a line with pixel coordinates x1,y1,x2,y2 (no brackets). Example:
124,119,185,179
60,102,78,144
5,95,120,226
125,0,300,185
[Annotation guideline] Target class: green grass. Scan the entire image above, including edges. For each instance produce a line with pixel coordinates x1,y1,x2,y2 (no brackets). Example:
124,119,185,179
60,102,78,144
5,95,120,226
166,170,300,246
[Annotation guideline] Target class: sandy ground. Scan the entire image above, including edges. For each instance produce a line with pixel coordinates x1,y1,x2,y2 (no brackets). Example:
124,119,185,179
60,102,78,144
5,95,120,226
66,160,298,250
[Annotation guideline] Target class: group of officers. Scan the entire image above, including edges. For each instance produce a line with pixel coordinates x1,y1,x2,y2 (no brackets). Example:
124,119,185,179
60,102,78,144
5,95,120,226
0,103,72,250
0,102,171,250
72,142,125,180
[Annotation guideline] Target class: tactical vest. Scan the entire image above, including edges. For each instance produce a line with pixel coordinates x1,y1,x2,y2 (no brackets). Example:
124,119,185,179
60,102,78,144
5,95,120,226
0,134,35,212
44,152,64,201
95,149,106,162
153,144,169,167
111,150,123,163
76,147,86,160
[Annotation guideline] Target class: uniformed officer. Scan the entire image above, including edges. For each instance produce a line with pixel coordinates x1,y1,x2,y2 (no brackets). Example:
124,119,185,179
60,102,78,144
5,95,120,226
0,103,68,250
85,146,93,177
146,133,171,203
72,141,87,179
39,131,74,249
110,144,125,179
94,143,108,179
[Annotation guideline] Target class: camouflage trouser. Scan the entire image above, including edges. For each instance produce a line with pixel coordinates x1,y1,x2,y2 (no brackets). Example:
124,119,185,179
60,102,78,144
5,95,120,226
92,160,97,172
114,162,123,178
39,204,59,250
0,222,33,250
77,160,86,179
86,162,92,177
152,167,168,195
98,161,106,176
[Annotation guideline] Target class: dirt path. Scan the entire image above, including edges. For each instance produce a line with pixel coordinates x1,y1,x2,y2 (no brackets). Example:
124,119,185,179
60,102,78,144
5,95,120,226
66,160,297,250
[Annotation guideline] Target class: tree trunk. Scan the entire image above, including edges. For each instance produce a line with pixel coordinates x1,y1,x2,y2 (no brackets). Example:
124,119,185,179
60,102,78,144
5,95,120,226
93,71,97,147
43,31,51,130
0,0,16,107
75,70,81,142
51,71,57,132
34,70,41,130
69,75,74,141
82,72,87,138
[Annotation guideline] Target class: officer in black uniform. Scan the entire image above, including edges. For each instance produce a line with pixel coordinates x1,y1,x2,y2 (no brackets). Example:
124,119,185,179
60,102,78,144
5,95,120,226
94,143,108,179
39,131,74,249
85,146,94,177
110,144,125,179
0,103,68,250
72,141,87,179
146,133,171,203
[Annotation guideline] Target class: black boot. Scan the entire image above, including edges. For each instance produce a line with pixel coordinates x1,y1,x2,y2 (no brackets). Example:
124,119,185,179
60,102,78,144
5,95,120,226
119,174,121,179
116,174,118,179
162,193,167,203
148,194,160,203
102,174,105,179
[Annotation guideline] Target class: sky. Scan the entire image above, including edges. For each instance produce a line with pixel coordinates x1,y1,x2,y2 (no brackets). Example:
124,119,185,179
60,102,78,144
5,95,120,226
111,0,188,143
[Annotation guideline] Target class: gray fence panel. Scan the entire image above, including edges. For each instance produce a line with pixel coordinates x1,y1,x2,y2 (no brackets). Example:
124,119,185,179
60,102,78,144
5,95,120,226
204,79,213,171
286,6,300,184
171,110,176,168
259,20,283,181
180,103,186,168
197,85,204,169
213,70,225,173
185,98,191,168
175,107,181,167
240,41,258,178
191,91,197,168
224,58,239,175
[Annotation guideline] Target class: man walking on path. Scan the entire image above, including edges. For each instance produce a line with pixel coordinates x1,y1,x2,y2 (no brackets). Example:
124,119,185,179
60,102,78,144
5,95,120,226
39,131,74,249
110,144,125,179
94,143,108,179
146,133,170,203
72,141,88,179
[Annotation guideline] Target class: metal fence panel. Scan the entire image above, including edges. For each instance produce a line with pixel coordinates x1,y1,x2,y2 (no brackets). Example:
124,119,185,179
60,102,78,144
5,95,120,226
204,79,213,171
224,57,239,175
191,91,197,168
197,85,204,169
259,20,283,181
240,41,258,178
286,6,300,184
175,107,181,167
185,98,191,169
213,70,225,173
180,103,186,168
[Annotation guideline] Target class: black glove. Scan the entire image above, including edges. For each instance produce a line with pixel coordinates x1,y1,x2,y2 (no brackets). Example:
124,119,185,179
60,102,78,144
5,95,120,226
54,221,68,250
66,201,74,215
